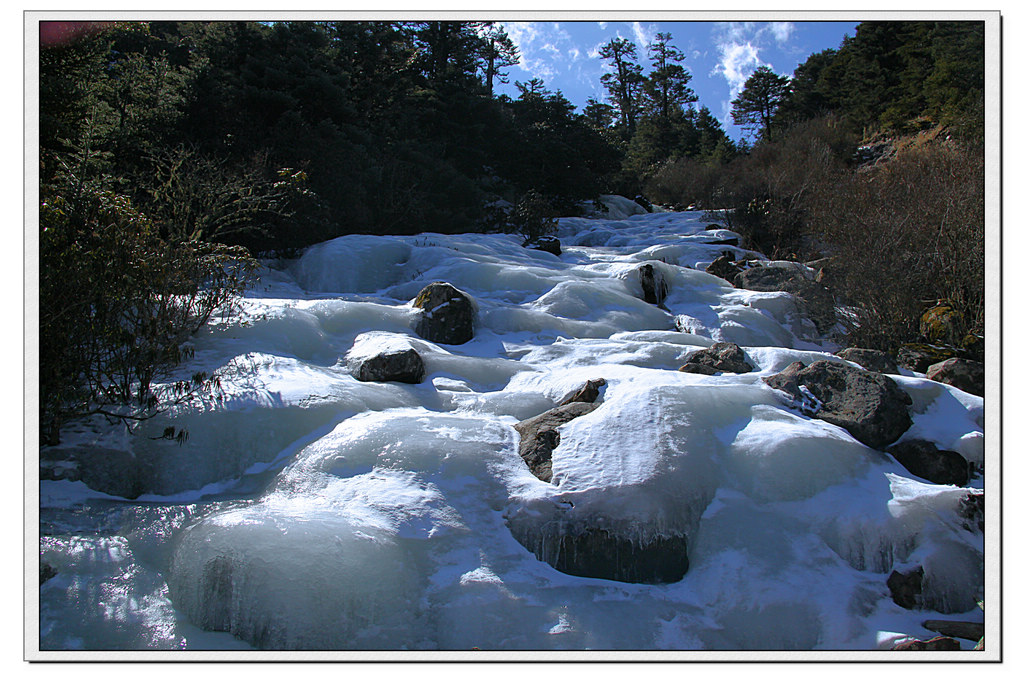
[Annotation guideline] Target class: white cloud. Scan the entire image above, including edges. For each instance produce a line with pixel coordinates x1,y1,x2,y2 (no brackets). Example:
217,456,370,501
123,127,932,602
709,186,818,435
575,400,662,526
631,22,657,52
770,22,795,43
501,21,578,82
598,22,608,30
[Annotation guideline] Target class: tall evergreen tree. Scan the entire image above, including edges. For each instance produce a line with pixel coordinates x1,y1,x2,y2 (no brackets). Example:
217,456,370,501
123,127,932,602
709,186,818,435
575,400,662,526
479,23,520,98
730,65,791,143
642,32,696,122
598,37,644,138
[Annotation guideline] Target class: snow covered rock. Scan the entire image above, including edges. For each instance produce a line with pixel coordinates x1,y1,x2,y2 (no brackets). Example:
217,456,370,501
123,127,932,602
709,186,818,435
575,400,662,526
346,335,426,384
525,235,562,256
412,281,475,345
764,360,913,449
557,378,606,405
734,265,836,334
837,347,900,374
886,439,971,487
680,342,754,374
927,357,984,397
514,402,599,482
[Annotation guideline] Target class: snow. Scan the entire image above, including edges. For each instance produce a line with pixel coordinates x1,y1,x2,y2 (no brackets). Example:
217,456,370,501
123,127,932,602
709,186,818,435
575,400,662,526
37,201,990,655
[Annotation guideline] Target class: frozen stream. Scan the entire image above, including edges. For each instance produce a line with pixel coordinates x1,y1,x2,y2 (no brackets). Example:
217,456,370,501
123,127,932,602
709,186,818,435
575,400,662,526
37,199,987,654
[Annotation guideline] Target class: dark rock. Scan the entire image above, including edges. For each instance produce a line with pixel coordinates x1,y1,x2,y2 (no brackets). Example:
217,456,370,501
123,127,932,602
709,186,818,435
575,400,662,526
926,357,984,397
886,439,970,487
40,562,57,586
637,263,669,306
897,343,958,373
679,362,719,376
514,402,599,482
922,619,984,642
734,266,836,334
704,223,725,231
837,347,900,375
549,528,688,584
765,360,913,449
888,566,924,609
681,342,753,374
412,282,475,345
958,492,984,532
558,378,606,406
704,237,740,246
350,347,425,384
705,255,741,283
892,636,961,651
526,236,561,256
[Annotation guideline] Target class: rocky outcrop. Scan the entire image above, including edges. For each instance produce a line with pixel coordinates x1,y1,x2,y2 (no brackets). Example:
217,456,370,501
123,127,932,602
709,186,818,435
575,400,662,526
349,347,425,384
837,347,900,375
680,342,753,375
412,282,475,345
637,263,669,307
734,265,836,334
886,439,971,487
764,360,913,449
926,357,984,397
514,402,599,482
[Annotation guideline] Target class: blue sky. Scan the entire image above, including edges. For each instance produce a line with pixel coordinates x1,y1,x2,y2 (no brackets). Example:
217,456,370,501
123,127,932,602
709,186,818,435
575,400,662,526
493,21,860,141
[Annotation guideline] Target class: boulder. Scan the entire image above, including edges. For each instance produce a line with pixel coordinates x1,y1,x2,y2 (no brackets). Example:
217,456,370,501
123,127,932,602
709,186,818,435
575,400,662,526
678,362,718,376
705,255,741,283
892,636,961,651
897,343,958,373
887,566,924,609
837,347,900,375
514,402,599,482
920,303,966,346
764,360,913,449
547,527,688,584
886,439,971,487
926,357,984,397
733,265,836,334
558,378,606,406
526,236,561,256
412,282,475,345
680,342,753,374
637,263,669,307
40,447,155,500
349,347,425,384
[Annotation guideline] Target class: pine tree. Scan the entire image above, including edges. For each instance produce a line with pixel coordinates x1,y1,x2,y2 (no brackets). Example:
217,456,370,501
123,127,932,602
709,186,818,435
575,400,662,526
598,37,644,138
642,32,696,123
479,23,520,98
730,65,791,143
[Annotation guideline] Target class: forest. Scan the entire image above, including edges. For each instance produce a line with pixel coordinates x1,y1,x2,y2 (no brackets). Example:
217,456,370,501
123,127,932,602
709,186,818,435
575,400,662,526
38,19,986,444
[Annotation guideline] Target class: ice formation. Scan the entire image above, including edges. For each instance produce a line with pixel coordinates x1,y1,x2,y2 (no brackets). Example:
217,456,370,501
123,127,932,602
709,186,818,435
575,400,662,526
38,200,989,654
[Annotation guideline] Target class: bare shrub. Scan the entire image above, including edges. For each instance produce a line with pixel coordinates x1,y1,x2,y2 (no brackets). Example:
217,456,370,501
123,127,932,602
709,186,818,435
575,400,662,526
807,141,984,351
